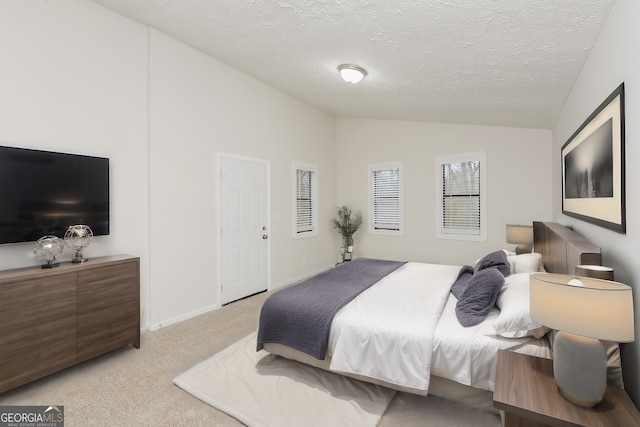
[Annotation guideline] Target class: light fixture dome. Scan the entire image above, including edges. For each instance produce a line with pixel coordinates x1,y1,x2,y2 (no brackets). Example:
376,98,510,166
338,64,367,84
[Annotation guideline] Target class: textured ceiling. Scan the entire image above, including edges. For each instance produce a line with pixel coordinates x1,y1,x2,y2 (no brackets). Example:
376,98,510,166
92,0,615,129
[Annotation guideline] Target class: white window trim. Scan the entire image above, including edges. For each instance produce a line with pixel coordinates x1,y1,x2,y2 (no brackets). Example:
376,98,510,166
435,151,487,241
292,161,319,239
368,161,403,236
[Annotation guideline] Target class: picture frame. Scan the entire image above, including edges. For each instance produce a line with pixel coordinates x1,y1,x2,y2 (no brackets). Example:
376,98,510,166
562,83,626,233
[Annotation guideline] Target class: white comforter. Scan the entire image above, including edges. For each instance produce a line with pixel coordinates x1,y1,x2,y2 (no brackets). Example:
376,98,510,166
327,262,550,395
328,262,460,394
431,293,548,391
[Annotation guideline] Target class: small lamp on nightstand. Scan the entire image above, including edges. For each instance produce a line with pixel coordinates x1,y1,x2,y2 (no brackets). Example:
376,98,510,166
575,264,615,281
530,273,634,408
506,224,533,254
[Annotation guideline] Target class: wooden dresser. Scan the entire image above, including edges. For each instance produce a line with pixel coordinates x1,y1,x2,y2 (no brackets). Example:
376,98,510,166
0,255,140,393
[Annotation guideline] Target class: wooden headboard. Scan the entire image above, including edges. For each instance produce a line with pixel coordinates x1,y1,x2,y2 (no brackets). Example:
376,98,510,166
533,221,602,275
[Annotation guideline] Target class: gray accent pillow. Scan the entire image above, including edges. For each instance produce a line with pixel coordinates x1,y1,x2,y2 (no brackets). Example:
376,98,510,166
455,267,505,327
474,250,510,277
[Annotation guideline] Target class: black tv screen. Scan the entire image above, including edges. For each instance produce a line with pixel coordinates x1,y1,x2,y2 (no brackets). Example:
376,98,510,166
0,146,109,244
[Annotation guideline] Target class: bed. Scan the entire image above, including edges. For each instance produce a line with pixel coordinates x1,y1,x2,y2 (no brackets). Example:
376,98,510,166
257,221,604,410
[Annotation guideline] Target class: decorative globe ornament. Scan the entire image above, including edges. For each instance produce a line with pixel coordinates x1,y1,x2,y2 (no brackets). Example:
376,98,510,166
64,225,93,263
33,235,64,268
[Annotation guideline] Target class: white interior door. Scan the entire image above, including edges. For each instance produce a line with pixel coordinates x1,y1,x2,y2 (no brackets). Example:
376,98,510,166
219,155,269,304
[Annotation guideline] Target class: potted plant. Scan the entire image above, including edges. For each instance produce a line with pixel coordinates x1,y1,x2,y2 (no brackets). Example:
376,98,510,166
332,206,363,262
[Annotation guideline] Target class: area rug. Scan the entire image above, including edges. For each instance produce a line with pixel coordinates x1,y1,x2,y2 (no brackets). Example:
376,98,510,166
173,331,397,427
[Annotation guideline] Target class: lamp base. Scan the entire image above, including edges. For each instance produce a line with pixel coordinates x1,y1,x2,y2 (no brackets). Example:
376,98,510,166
514,244,531,255
553,331,607,407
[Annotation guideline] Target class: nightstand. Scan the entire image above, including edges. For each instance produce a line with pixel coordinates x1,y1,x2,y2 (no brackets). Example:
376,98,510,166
493,350,640,427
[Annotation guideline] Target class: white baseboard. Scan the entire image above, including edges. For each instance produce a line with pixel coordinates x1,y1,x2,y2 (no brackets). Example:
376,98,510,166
147,303,221,331
146,263,334,331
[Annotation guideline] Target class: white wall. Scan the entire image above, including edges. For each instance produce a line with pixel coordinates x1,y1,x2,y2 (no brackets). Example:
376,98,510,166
336,119,553,265
147,30,337,326
552,0,640,406
0,1,150,322
0,0,338,331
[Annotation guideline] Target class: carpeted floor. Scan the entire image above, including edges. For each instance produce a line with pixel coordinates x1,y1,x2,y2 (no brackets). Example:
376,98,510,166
0,290,502,426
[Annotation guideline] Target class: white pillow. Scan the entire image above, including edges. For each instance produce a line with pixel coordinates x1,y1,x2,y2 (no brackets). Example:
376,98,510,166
506,252,544,274
489,272,548,338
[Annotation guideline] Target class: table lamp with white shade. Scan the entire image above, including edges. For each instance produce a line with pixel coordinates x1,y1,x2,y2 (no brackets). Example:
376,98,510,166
530,273,634,408
574,264,615,281
506,224,533,254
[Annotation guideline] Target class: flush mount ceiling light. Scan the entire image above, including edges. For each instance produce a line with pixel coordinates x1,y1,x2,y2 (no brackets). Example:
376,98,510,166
338,64,367,84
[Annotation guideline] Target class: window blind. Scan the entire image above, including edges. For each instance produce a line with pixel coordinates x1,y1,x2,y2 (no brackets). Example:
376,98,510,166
296,169,314,233
373,168,400,231
441,160,481,234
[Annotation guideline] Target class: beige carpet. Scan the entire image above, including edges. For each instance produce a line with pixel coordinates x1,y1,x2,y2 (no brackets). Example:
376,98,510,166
0,290,502,427
174,331,396,427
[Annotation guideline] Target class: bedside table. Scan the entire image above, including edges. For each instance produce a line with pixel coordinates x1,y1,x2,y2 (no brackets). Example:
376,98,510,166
493,350,640,427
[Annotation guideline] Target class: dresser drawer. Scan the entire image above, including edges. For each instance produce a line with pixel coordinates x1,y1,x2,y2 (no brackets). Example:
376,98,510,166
0,335,76,393
0,297,77,393
77,279,138,313
0,273,76,312
78,261,138,294
77,300,139,361
0,297,77,347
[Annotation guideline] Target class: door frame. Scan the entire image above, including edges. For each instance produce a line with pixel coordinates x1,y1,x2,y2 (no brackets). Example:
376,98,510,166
217,152,271,305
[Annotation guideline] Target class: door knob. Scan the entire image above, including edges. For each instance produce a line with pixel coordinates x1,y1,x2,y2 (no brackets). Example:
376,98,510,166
262,235,268,239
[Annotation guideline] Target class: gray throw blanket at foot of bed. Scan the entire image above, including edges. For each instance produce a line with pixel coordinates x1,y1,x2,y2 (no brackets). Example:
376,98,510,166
256,258,406,360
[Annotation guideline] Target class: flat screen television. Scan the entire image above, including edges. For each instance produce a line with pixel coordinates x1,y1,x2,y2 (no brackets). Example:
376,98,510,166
0,146,109,244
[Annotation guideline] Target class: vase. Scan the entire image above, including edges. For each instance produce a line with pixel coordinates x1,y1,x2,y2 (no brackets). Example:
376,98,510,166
342,236,354,262
338,246,346,263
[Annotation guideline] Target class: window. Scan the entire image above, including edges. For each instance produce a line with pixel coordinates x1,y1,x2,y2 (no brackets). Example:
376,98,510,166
292,162,318,238
369,161,403,235
436,152,486,241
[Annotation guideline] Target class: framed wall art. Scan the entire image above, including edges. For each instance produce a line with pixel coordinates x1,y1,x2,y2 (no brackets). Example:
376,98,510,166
562,83,626,233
